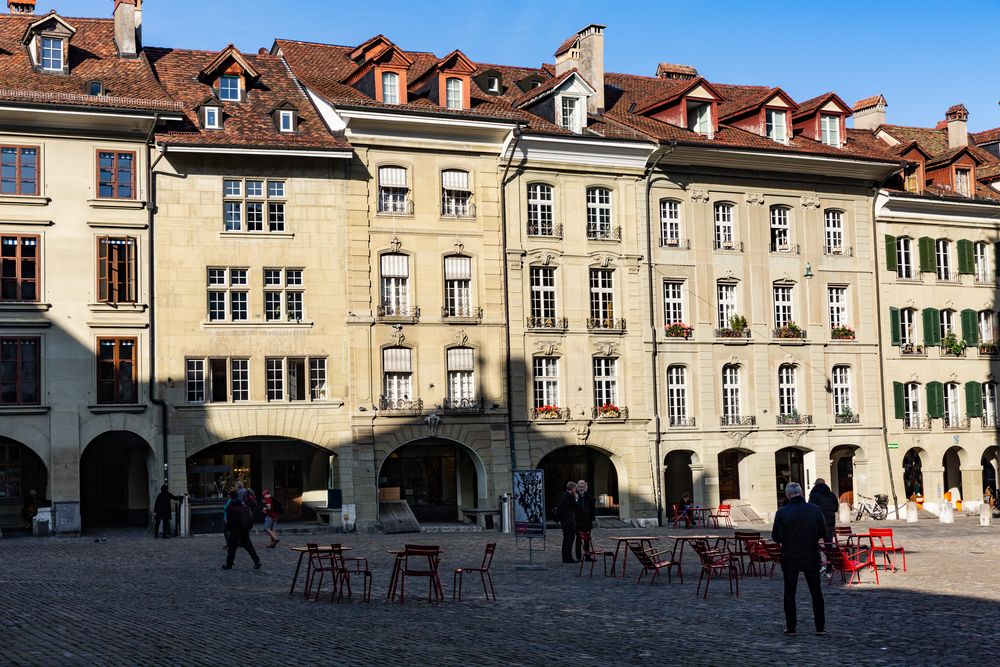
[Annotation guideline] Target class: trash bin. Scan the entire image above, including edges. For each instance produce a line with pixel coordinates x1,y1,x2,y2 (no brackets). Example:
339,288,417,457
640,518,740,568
33,507,51,537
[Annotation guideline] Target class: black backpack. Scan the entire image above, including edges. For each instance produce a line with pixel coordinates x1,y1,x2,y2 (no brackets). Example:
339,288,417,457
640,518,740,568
237,503,254,532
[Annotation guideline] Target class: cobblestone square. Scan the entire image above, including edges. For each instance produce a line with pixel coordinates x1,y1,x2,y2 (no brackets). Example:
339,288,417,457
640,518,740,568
2,517,998,666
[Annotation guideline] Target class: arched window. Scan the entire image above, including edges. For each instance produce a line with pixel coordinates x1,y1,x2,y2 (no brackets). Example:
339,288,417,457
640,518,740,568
446,347,475,409
721,364,741,422
660,199,682,247
526,183,554,237
586,187,613,239
377,166,409,215
441,169,472,217
824,209,844,255
667,365,688,426
443,256,472,317
777,364,797,417
896,237,914,279
831,365,852,420
381,71,399,104
936,239,952,281
445,77,463,110
769,205,791,252
714,202,735,249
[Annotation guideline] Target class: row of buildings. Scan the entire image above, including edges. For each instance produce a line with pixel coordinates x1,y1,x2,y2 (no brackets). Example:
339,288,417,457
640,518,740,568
1,0,998,531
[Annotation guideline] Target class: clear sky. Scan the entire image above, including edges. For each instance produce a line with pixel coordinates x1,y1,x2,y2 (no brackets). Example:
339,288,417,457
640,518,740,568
43,0,1000,131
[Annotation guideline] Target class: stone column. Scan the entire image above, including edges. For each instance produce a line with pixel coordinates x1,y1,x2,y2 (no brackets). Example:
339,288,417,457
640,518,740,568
49,409,81,533
690,463,705,506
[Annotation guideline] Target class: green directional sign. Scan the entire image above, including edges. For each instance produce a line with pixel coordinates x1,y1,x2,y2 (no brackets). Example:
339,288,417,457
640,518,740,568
888,442,899,449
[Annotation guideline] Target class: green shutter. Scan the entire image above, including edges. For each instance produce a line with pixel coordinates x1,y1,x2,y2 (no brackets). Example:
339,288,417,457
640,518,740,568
889,307,901,345
957,240,974,274
927,381,944,419
961,309,979,345
884,234,898,272
893,382,905,419
918,237,936,274
966,381,984,418
923,308,940,346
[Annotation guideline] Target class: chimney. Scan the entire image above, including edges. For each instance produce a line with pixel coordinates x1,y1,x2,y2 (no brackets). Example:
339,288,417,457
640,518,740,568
555,24,605,114
852,94,887,130
655,62,698,81
7,0,36,13
113,0,139,58
945,104,969,148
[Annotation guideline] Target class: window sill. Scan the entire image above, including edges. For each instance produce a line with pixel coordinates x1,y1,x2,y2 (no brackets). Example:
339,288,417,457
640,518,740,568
0,302,51,312
87,220,148,230
176,400,344,411
201,320,315,329
88,303,149,313
219,231,295,240
86,320,149,330
89,404,146,414
0,405,49,415
87,198,146,210
0,194,50,206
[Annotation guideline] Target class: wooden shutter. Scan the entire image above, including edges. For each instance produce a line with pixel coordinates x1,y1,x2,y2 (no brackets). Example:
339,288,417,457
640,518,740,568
966,381,983,417
961,309,978,345
97,237,109,302
918,237,936,274
926,381,943,419
922,308,940,346
893,381,905,419
884,234,897,272
957,239,973,274
889,307,901,345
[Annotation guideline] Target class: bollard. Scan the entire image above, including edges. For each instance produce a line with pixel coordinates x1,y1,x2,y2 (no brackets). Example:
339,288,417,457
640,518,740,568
838,502,851,525
939,502,954,524
906,501,919,523
981,503,993,527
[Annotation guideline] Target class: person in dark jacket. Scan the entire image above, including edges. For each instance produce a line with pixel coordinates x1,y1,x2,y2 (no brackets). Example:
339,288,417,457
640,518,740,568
808,478,839,544
573,480,597,561
555,481,578,563
223,490,261,570
772,482,827,635
153,485,182,539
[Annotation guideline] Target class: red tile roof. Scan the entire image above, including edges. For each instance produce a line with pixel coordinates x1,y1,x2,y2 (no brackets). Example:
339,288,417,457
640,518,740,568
971,127,1000,145
852,94,885,111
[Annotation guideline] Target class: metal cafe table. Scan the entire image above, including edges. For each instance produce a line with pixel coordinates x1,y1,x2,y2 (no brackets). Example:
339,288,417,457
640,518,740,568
609,536,660,578
288,545,352,596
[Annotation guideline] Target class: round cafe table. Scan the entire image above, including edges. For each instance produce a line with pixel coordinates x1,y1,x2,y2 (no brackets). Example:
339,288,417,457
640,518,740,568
609,536,660,578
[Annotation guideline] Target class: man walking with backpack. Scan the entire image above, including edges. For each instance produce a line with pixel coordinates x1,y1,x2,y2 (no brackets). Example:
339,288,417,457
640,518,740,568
223,489,261,570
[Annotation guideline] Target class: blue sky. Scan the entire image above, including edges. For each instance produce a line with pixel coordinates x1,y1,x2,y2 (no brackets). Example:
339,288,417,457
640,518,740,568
46,0,1000,131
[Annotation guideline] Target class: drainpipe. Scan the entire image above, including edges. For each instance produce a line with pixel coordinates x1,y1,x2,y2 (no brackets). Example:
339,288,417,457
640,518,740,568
642,141,675,527
499,123,525,474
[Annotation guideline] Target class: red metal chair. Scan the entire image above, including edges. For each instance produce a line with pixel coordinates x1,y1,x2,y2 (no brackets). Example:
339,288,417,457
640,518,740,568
762,541,782,578
747,539,776,578
691,541,739,598
732,531,762,575
626,541,679,585
329,546,372,603
398,544,444,603
868,528,906,572
453,543,497,601
304,543,338,602
575,532,615,578
709,503,733,528
834,526,853,546
821,542,879,585
670,504,692,529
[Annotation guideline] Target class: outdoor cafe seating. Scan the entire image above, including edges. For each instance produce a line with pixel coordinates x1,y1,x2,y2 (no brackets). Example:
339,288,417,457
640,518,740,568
821,541,879,585
576,531,615,578
690,539,739,598
390,544,444,604
868,528,907,572
452,543,497,601
626,541,680,585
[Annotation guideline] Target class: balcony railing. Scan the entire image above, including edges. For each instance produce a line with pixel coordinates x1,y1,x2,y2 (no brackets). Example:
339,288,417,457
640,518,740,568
668,416,696,428
378,397,423,414
943,415,970,430
587,225,621,241
941,345,967,357
526,316,568,330
899,343,926,356
773,325,807,340
715,328,751,340
587,317,626,332
769,242,800,254
979,343,1000,355
720,415,756,427
902,415,930,430
824,245,854,257
592,406,628,420
441,305,483,320
835,412,860,424
442,397,482,415
981,415,998,429
377,304,421,322
440,200,476,219
974,272,996,285
377,199,414,216
713,240,743,252
660,237,690,249
896,271,923,283
531,406,570,420
527,222,563,238
776,413,813,426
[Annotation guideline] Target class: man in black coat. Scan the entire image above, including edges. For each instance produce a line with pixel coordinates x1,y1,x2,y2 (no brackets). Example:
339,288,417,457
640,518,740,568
153,484,182,539
772,482,827,635
554,481,578,563
808,478,839,544
223,491,261,570
573,480,597,561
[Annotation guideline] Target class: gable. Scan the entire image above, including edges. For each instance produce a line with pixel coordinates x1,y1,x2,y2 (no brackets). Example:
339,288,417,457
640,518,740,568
765,95,790,109
687,84,716,101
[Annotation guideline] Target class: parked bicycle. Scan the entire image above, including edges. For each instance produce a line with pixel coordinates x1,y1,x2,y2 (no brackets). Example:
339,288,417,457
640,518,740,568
854,493,889,521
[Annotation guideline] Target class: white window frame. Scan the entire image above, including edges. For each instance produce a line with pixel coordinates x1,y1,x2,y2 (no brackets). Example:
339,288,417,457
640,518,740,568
955,168,971,196
943,382,961,427
721,364,741,419
831,365,851,415
382,348,413,403
560,96,582,133
660,199,681,246
441,170,472,217
979,310,996,344
232,358,250,402
266,358,284,402
589,268,615,323
714,202,734,248
586,187,613,239
218,75,241,102
530,266,556,319
974,241,990,282
593,357,619,408
443,256,473,318
827,286,848,329
533,356,560,408
527,183,554,236
445,77,463,110
687,100,712,135
936,239,952,280
204,106,220,129
717,282,737,328
380,254,410,316
984,382,998,425
446,347,475,405
765,108,787,144
40,37,63,71
773,284,794,329
381,71,399,104
940,309,955,339
279,110,294,133
663,280,684,325
904,382,921,423
207,267,248,322
820,114,840,147
667,365,687,425
222,178,285,233
824,210,844,254
900,308,916,345
377,166,410,215
769,206,790,250
186,359,205,403
896,237,913,279
778,364,797,416
264,268,304,322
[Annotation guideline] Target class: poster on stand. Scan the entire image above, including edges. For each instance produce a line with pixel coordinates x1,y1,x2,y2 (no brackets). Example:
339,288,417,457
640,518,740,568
512,469,545,536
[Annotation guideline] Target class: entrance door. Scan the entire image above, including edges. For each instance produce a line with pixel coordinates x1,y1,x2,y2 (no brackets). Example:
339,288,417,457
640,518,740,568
903,449,923,498
718,451,741,500
836,456,854,501
775,448,806,507
80,433,149,528
379,442,461,522
538,447,620,516
273,460,302,519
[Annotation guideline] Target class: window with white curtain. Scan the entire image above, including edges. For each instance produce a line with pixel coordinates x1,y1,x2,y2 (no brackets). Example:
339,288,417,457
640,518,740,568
383,347,412,402
445,77,463,110
381,72,399,104
766,109,787,143
380,254,409,315
444,256,473,317
983,382,998,425
377,166,409,214
441,169,472,217
979,310,996,344
447,347,475,406
820,114,840,146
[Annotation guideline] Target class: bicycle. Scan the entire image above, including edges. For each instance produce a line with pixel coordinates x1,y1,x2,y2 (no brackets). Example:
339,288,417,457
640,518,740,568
854,493,889,521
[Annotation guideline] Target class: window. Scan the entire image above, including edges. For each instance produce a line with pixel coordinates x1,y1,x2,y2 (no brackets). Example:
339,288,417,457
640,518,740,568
936,239,952,280
955,168,971,196
778,364,797,416
831,365,851,415
721,364,740,419
979,310,995,344
717,282,737,328
445,77,463,110
309,358,326,400
663,280,684,325
383,347,413,403
207,267,248,321
900,308,916,345
279,110,294,133
444,256,473,317
820,114,840,147
264,268,304,321
377,166,410,215
447,347,475,406
222,178,285,232
0,337,40,405
593,357,618,408
0,442,26,498
186,359,205,403
40,37,63,71
687,100,712,135
97,337,136,404
380,254,410,316
527,183,554,236
1,235,38,302
824,210,844,254
441,170,472,217
487,76,500,93
266,358,284,401
975,242,990,282
666,365,687,425
903,382,920,424
87,80,104,96
586,187,613,239
218,75,241,102
714,202,734,248
940,309,955,340
97,151,135,199
944,382,961,426
765,109,787,143
97,236,136,304
984,382,999,426
533,357,559,408
530,266,556,319
773,284,793,329
204,106,220,129
560,96,581,133
1,146,38,195
769,206,790,250
827,286,848,329
659,199,681,246
896,237,913,279
381,72,399,104
589,268,615,324
904,167,920,193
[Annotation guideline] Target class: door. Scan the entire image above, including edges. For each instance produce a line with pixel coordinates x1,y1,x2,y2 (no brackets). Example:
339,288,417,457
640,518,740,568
718,451,741,500
273,460,302,519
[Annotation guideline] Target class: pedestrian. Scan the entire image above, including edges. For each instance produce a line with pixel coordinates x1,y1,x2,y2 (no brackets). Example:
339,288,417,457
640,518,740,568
574,480,596,561
153,484,182,539
771,482,827,636
554,481,578,563
808,478,839,545
223,490,261,570
262,489,283,548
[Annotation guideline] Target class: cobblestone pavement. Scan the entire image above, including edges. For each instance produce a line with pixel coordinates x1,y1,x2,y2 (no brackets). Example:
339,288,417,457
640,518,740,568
2,516,999,666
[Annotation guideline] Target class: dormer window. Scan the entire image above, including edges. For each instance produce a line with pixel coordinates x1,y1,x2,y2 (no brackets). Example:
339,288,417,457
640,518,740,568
445,78,463,110
560,96,582,133
487,76,500,93
820,114,840,147
218,75,241,102
955,168,971,196
382,72,399,104
40,36,63,71
687,100,712,135
87,80,104,96
766,109,787,144
279,110,295,133
204,106,220,130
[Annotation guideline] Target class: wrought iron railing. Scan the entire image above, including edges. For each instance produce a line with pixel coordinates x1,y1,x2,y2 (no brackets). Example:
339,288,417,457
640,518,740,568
776,413,813,426
834,413,860,424
668,416,696,428
773,325,807,340
378,397,423,413
824,245,853,257
377,199,414,216
441,305,483,320
526,316,568,330
587,225,622,241
592,406,628,420
720,415,756,427
527,222,563,238
659,237,690,249
531,406,570,420
769,242,799,254
899,343,925,356
715,328,751,339
440,200,476,218
943,415,970,430
902,415,930,430
377,304,421,320
587,317,626,332
713,240,743,252
443,397,482,415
